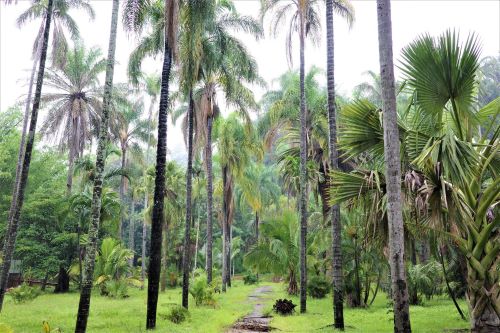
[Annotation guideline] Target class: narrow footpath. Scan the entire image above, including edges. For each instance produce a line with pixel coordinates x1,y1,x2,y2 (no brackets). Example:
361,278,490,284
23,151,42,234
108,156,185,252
227,285,274,333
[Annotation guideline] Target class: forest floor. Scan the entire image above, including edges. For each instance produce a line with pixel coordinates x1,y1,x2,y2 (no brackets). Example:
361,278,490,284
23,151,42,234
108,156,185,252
0,280,470,333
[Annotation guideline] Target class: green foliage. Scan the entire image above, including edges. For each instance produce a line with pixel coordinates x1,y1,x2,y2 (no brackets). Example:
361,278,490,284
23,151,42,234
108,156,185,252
42,321,61,333
189,273,216,307
0,323,14,333
243,272,259,285
7,283,41,304
161,305,190,324
407,261,442,303
307,275,330,299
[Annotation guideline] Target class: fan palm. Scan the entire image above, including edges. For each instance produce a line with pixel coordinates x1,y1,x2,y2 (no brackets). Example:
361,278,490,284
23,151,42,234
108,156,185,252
40,44,106,194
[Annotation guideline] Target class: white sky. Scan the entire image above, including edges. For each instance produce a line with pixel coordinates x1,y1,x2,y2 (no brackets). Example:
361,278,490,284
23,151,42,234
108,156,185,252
1,0,499,160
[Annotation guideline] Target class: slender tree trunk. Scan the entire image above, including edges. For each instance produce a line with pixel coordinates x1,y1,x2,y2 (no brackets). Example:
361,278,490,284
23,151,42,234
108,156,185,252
298,6,308,314
119,148,127,240
67,117,78,194
141,101,155,283
354,238,362,307
221,166,230,293
438,247,466,321
146,33,173,330
255,212,259,242
1,24,43,266
193,211,200,278
74,1,119,331
77,218,83,289
160,220,168,292
205,116,214,283
0,0,53,312
227,224,232,287
376,1,411,331
128,197,135,267
369,271,382,306
326,0,344,327
181,92,194,309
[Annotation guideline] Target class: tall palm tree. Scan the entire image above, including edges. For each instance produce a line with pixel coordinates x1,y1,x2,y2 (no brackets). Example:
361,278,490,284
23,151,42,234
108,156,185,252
6,0,94,243
325,0,354,329
40,44,106,194
123,0,179,327
261,0,322,312
74,0,120,331
215,113,261,292
111,97,150,240
0,0,54,313
375,0,411,331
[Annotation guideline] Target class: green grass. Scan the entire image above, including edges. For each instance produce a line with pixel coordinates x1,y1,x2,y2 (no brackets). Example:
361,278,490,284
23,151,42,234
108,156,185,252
0,280,472,333
0,280,259,333
268,283,470,333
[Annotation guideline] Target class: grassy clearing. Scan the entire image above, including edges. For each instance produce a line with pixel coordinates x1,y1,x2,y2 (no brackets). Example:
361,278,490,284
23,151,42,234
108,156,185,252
0,280,258,333
0,280,472,333
268,283,470,333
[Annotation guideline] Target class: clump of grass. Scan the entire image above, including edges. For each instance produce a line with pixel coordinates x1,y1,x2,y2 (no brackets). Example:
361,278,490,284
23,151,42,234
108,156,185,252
161,305,190,324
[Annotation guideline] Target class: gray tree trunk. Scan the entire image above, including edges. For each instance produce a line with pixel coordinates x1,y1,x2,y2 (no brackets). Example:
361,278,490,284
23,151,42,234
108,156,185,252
298,6,308,314
376,0,412,331
128,197,135,267
0,0,53,312
119,148,127,240
326,0,344,328
74,0,119,331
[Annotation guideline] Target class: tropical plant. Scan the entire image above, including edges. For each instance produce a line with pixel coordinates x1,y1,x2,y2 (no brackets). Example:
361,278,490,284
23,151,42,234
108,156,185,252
261,0,323,312
6,283,41,303
123,0,179,325
74,0,120,331
0,0,54,313
162,305,189,324
40,43,106,193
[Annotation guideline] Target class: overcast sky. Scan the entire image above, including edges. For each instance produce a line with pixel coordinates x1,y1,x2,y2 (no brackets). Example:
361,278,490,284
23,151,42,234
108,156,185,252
1,0,499,159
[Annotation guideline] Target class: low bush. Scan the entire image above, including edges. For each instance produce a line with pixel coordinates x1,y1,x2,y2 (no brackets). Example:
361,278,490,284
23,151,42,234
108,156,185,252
307,275,330,299
273,299,296,315
243,272,259,285
7,283,41,303
189,273,216,306
162,305,189,324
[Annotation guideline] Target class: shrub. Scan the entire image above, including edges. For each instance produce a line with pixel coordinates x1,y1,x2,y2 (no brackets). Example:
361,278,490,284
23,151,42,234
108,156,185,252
189,274,216,306
307,275,330,299
273,299,296,315
243,272,259,285
107,279,129,298
7,283,41,303
162,305,189,324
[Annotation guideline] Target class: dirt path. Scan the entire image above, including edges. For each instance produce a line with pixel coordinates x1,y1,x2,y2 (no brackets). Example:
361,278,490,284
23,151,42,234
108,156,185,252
227,285,274,333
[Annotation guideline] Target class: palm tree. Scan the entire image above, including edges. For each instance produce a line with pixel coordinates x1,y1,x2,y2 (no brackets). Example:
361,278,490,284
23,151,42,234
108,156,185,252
40,44,106,194
111,97,150,240
6,0,94,244
74,0,120,331
141,73,160,281
215,113,261,292
325,0,354,328
375,0,411,330
261,0,322,312
244,210,302,295
0,0,54,313
123,0,179,327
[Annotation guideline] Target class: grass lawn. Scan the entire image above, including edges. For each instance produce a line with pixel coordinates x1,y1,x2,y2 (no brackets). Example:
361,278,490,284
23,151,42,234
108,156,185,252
268,283,470,333
1,280,472,333
0,280,258,333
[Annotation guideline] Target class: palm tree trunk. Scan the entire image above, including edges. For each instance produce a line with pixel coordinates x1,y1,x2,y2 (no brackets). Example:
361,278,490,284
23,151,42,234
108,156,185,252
221,165,230,293
128,197,135,267
227,224,232,288
181,91,194,309
193,210,200,278
0,0,53,313
298,6,308,314
326,0,344,327
376,1,411,331
160,220,168,292
141,99,155,283
354,238,362,307
74,0,119,331
438,247,465,321
255,212,259,242
119,148,127,240
205,116,214,284
67,117,78,194
146,31,173,330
